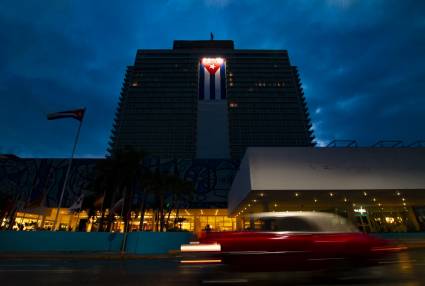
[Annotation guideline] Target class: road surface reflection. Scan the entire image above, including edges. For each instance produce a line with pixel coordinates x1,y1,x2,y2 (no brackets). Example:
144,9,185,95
0,249,424,285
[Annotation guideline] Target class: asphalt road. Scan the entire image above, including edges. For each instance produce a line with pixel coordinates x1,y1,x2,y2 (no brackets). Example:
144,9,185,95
1,249,425,286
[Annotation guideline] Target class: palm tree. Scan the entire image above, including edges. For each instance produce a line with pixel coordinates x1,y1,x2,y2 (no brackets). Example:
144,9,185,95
166,178,194,230
0,194,15,229
118,148,145,233
90,147,145,232
148,173,194,232
83,159,116,232
92,153,194,232
173,180,194,229
137,167,160,231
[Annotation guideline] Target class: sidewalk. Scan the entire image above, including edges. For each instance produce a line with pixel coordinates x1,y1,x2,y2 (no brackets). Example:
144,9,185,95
374,233,425,249
1,239,424,260
389,239,425,249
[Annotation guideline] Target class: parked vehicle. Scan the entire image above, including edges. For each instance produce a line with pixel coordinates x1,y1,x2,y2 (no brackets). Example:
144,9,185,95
181,212,405,271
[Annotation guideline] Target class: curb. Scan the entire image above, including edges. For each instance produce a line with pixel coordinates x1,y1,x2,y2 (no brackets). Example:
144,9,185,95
1,242,424,260
397,241,425,249
0,252,180,261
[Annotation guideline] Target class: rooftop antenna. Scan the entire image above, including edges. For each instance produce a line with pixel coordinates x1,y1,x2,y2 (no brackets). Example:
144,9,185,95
210,32,214,41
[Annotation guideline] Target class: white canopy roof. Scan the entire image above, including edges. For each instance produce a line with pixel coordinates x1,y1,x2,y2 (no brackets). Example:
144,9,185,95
228,147,425,214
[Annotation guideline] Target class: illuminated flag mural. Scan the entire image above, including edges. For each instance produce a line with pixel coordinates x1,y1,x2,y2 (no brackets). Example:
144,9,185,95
199,58,226,101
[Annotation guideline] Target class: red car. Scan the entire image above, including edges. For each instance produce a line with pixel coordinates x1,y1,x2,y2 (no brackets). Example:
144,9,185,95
181,212,405,271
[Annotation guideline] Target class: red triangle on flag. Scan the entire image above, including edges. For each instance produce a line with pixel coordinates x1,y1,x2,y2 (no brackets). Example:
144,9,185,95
204,63,220,74
201,58,224,75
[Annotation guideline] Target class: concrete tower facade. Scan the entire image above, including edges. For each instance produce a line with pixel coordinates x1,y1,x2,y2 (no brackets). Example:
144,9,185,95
109,40,314,159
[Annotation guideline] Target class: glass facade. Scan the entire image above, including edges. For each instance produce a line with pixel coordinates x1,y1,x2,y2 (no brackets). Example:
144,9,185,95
3,208,236,234
7,203,422,234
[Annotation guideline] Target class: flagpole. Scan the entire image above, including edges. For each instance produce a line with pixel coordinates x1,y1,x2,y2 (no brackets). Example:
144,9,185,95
97,188,107,232
20,188,33,227
53,118,83,231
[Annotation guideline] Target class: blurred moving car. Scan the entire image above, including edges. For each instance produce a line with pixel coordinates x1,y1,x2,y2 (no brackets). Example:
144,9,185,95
180,212,405,271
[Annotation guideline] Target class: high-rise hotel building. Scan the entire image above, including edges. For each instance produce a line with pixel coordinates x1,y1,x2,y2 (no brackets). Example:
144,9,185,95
109,40,314,159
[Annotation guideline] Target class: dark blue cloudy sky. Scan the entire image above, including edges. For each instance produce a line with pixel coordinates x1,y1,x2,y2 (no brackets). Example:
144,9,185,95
1,0,424,157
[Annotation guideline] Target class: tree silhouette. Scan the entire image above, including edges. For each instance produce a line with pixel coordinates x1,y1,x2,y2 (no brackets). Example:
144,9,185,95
89,147,145,232
90,152,195,232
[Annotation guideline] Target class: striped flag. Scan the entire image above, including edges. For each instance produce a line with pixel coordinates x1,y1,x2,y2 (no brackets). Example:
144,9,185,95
110,197,124,215
47,107,86,121
93,194,105,209
199,58,226,101
68,194,84,213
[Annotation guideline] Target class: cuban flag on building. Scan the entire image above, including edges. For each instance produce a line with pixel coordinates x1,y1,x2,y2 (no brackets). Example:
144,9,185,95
199,58,226,101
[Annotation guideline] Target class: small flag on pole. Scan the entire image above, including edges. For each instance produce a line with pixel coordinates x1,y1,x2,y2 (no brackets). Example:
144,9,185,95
111,198,124,215
94,194,105,209
69,194,84,213
47,107,86,122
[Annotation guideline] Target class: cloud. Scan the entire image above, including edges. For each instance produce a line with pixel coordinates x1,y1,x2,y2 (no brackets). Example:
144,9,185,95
0,0,424,157
204,0,233,8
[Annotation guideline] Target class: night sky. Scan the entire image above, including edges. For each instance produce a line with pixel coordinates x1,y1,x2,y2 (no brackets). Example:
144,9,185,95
1,0,424,158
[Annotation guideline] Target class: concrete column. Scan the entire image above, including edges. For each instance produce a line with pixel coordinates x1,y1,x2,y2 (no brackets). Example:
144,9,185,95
261,196,270,212
364,211,372,233
346,203,355,224
39,215,46,229
407,207,420,231
249,216,255,230
236,217,242,231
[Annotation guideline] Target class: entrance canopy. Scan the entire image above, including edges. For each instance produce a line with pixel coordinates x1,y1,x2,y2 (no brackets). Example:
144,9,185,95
228,147,425,215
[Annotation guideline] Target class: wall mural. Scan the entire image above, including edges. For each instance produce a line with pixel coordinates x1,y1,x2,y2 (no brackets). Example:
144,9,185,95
0,159,96,209
145,158,240,208
0,158,239,209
